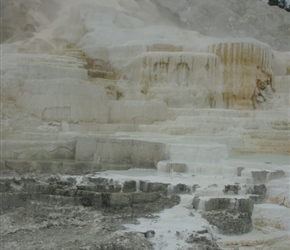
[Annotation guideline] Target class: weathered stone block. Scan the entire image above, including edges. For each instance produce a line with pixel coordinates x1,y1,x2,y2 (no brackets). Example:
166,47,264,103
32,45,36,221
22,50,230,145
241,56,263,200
139,181,149,192
122,180,137,193
236,167,245,177
139,181,169,193
236,198,254,213
173,183,191,193
196,196,254,235
204,198,231,211
102,193,132,207
252,171,269,184
192,196,200,210
76,185,94,191
75,137,166,168
101,184,122,193
23,184,56,194
75,190,102,207
268,170,285,181
252,184,267,196
131,193,160,204
249,195,264,204
96,184,122,193
192,184,200,193
246,184,267,201
202,210,252,235
194,197,253,214
165,163,188,173
88,177,111,184
224,184,240,195
77,184,122,193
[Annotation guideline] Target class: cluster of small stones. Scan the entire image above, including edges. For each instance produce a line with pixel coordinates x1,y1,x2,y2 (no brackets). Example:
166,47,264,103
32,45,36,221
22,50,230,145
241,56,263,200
193,196,254,235
1,171,273,236
1,176,228,249
184,228,221,250
0,176,183,214
251,169,285,184
191,179,270,236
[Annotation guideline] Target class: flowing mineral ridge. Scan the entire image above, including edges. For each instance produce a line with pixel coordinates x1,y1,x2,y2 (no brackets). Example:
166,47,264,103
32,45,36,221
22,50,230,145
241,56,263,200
0,0,289,249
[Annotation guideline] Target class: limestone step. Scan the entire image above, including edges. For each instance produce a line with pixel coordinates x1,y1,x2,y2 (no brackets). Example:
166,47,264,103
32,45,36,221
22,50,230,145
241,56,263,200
1,159,102,175
6,130,136,141
5,124,139,138
69,123,138,133
88,69,117,80
157,159,257,177
271,124,290,130
1,134,231,174
173,116,289,130
1,140,76,160
232,146,289,155
168,108,288,120
166,143,228,163
3,53,86,69
7,132,79,141
15,125,284,142
244,130,290,141
240,138,289,149
138,124,289,138
2,62,88,81
60,49,87,59
2,53,89,82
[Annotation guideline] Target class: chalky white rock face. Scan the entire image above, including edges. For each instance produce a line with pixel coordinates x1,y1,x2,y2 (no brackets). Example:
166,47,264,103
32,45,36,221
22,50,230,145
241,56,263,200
1,0,289,250
124,52,224,108
204,39,274,109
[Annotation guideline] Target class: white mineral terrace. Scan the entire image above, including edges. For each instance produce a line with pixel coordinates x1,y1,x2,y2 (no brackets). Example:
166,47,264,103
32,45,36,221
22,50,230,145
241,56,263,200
1,0,289,249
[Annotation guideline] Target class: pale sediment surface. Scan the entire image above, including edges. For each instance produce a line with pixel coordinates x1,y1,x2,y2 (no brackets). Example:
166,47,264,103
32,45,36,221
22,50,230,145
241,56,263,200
1,0,289,249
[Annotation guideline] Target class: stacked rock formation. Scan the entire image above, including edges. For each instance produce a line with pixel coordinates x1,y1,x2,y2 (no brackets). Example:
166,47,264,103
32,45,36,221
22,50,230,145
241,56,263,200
1,1,289,250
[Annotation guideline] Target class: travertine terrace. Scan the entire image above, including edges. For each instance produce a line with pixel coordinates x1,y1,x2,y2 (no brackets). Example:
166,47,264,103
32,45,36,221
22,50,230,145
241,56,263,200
0,0,289,249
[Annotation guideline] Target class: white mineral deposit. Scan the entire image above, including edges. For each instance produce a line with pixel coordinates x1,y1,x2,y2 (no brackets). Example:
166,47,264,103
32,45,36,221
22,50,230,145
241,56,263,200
0,0,289,249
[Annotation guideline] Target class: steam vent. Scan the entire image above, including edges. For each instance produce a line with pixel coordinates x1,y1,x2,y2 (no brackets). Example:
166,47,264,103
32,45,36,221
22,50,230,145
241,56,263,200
1,0,289,249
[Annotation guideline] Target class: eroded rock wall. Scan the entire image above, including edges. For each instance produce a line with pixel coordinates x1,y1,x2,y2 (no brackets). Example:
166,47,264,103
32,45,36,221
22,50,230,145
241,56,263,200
205,39,274,109
124,52,224,108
